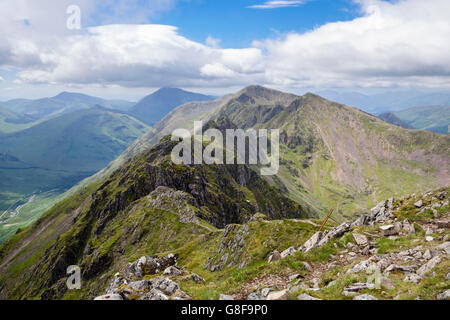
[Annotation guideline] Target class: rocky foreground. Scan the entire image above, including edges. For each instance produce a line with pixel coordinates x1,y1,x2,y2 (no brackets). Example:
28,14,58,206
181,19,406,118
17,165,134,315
95,189,450,300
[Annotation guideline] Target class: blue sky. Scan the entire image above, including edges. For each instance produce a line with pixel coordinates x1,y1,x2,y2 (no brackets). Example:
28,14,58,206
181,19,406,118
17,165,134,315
154,0,361,48
0,0,449,100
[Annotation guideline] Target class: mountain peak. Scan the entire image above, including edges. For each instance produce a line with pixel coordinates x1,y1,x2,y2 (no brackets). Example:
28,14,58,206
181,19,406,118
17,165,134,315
233,85,298,106
54,91,90,99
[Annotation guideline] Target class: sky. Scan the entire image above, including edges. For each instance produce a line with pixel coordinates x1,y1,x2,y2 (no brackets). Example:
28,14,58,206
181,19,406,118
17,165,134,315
0,0,449,100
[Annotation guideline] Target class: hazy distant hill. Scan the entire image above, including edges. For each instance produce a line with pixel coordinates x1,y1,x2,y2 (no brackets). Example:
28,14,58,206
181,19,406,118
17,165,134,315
318,90,450,114
392,105,450,134
128,88,215,125
378,112,413,129
1,92,134,122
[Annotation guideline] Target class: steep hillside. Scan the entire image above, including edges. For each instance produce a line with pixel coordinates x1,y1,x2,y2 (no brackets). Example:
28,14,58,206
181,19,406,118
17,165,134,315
0,107,149,241
128,88,215,125
0,136,309,299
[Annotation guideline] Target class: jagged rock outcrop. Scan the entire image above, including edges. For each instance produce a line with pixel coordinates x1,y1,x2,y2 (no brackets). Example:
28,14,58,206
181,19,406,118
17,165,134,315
97,254,192,301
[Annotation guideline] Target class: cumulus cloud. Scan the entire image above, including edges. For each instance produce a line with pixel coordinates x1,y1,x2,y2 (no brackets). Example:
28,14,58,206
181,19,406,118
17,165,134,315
248,1,309,9
1,0,450,90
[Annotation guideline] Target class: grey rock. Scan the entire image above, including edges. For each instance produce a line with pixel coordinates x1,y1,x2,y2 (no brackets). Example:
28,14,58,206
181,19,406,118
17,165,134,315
163,266,182,276
353,294,377,300
266,289,289,300
268,250,282,262
297,293,321,300
436,241,450,254
94,294,123,300
343,282,375,293
219,294,236,300
128,280,152,292
379,277,395,290
414,200,423,208
353,233,369,247
151,277,179,296
191,273,205,283
261,288,273,298
281,246,297,258
303,261,313,273
247,292,265,300
403,273,423,283
417,256,442,277
437,289,450,300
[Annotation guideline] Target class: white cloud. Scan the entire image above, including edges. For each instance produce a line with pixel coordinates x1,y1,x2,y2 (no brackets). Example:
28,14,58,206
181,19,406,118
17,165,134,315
0,76,4,82
1,0,450,91
205,36,221,48
248,1,309,9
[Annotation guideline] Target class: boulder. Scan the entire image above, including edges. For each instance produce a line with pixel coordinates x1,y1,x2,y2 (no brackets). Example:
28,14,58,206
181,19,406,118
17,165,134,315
302,261,313,273
353,233,369,247
414,200,423,208
380,224,398,237
302,232,323,252
128,280,152,292
437,289,450,300
247,292,265,300
171,290,192,300
379,277,395,290
163,266,182,276
404,273,423,283
261,288,273,298
343,282,375,293
151,277,179,296
281,246,297,258
268,250,282,262
266,289,289,300
140,289,169,300
297,293,321,300
417,256,442,277
191,273,205,283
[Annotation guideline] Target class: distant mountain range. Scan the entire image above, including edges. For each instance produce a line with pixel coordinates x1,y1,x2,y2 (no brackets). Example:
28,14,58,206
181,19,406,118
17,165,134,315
128,88,215,125
318,90,450,114
378,105,450,134
0,92,134,123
